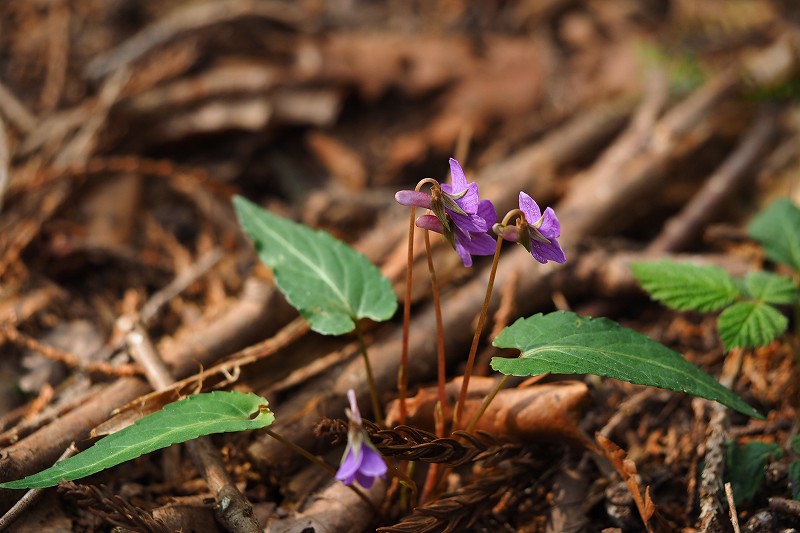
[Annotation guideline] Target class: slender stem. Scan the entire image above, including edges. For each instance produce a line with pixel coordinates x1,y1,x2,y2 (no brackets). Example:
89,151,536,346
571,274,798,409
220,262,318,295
384,460,418,505
265,429,377,512
265,429,336,476
397,177,439,425
420,461,441,504
453,236,504,429
398,205,416,425
424,230,447,439
357,326,383,427
465,375,509,433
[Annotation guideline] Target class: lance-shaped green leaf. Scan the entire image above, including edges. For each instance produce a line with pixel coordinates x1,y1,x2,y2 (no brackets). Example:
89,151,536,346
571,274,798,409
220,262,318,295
0,391,275,489
631,260,739,312
747,198,800,271
718,301,787,351
742,271,798,305
233,196,397,335
491,311,762,419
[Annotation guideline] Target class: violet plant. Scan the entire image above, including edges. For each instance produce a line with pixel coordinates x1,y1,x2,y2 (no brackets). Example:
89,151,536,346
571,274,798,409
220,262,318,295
1,159,767,501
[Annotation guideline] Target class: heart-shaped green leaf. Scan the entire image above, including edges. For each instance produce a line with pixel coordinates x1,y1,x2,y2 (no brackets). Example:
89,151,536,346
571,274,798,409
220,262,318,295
631,260,739,312
234,195,397,335
0,391,274,489
491,311,762,419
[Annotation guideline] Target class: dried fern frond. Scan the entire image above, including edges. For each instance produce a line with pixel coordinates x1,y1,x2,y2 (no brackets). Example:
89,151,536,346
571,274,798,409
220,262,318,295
59,481,172,533
317,418,525,467
377,456,542,533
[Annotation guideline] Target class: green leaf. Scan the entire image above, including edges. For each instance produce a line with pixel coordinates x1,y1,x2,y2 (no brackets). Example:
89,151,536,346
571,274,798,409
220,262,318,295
743,271,798,305
491,311,762,419
233,196,397,335
631,260,739,312
718,301,788,351
789,460,800,501
725,440,782,504
0,391,274,489
790,437,800,501
747,198,800,271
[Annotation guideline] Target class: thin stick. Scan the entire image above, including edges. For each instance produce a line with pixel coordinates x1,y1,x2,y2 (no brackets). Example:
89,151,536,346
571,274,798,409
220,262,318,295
139,247,224,324
0,445,77,532
2,325,140,377
648,107,778,253
356,326,383,427
0,115,8,211
0,80,36,134
453,236,504,429
725,482,741,533
398,205,416,424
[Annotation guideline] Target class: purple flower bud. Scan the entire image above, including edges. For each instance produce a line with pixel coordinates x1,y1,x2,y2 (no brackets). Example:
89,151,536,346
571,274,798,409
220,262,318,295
395,190,432,209
492,222,520,242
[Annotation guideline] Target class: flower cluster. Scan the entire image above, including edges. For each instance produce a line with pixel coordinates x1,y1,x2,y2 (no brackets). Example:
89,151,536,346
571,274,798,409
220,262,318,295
395,158,565,266
493,192,566,264
335,389,386,489
395,158,496,267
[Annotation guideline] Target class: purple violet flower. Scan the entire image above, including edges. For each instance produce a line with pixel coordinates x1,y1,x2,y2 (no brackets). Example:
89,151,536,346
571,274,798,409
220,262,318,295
494,192,566,264
395,158,497,267
335,389,386,489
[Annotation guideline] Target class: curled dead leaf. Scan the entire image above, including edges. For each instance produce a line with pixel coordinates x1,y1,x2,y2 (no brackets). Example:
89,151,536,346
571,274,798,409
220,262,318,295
386,376,591,445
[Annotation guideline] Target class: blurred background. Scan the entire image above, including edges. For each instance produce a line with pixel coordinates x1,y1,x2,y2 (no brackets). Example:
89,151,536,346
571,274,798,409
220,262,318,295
1,1,800,531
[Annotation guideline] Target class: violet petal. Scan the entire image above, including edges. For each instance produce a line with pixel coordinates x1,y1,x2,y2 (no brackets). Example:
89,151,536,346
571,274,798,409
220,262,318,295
335,445,360,483
465,231,498,256
518,192,541,222
538,207,561,240
476,199,497,227
448,157,468,192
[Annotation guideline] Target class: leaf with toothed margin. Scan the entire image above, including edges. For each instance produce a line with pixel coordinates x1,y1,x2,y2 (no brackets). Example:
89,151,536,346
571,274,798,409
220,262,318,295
0,391,274,489
490,311,762,419
234,195,397,335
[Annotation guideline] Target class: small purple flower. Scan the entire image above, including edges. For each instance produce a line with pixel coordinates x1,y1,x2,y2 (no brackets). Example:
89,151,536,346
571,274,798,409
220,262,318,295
335,389,386,489
494,192,566,264
395,158,497,267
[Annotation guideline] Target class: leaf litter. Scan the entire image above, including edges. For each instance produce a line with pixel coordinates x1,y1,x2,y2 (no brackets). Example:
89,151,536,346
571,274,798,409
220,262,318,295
1,0,800,531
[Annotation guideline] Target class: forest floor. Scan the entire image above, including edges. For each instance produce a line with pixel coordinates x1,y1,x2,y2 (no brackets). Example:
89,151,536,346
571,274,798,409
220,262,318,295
1,1,799,532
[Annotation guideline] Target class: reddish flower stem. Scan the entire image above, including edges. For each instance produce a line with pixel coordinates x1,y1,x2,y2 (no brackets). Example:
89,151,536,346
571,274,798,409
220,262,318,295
452,234,505,429
465,374,509,433
397,205,415,425
398,178,439,425
423,230,447,439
